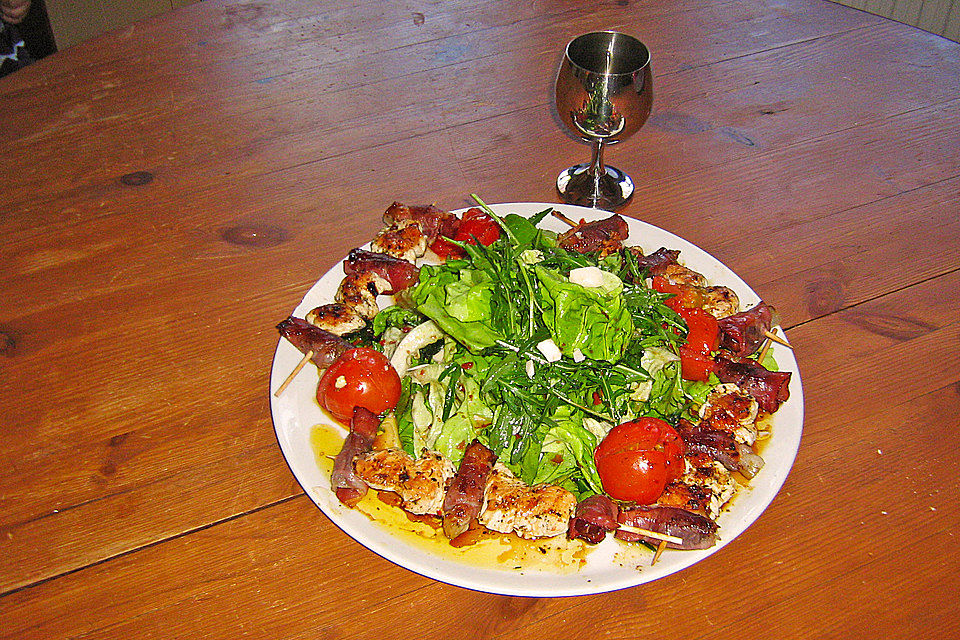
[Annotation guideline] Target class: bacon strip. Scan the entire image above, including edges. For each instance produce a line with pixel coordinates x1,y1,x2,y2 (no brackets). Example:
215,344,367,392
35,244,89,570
635,247,681,275
567,494,620,544
675,418,741,472
383,202,458,240
717,302,776,356
558,214,629,255
331,407,381,507
675,418,765,478
276,316,352,368
715,356,792,414
616,506,718,550
343,248,420,294
442,440,497,540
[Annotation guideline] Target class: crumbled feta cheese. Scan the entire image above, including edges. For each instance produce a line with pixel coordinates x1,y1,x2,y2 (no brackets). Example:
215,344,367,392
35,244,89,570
536,338,563,362
525,360,536,378
334,375,348,389
572,348,585,362
569,266,605,288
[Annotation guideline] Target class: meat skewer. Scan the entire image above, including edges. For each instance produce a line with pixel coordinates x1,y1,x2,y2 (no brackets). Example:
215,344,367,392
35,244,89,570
616,506,719,550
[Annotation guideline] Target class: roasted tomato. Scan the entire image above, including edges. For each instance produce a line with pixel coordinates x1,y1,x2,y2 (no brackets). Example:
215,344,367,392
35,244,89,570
679,307,719,353
316,348,401,423
676,307,719,381
651,275,702,310
430,207,500,259
594,418,685,504
678,344,717,382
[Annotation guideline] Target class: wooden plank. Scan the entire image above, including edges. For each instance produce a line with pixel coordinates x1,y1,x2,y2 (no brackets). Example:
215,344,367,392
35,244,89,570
945,0,960,38
918,0,956,32
892,0,926,23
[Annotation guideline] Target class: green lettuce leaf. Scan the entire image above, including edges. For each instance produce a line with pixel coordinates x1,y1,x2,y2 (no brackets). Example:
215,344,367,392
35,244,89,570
410,265,504,352
534,266,634,362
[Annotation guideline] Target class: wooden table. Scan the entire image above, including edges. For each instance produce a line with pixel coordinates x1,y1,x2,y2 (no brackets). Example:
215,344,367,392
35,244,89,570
2,0,958,636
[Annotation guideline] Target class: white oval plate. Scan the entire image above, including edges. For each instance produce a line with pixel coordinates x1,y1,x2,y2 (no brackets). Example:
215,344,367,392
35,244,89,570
270,202,804,596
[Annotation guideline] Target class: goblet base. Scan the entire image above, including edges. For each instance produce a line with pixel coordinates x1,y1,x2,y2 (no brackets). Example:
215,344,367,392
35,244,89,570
556,162,634,210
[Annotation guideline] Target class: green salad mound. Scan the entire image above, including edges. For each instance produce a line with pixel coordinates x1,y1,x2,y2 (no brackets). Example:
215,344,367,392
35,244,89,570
371,200,724,501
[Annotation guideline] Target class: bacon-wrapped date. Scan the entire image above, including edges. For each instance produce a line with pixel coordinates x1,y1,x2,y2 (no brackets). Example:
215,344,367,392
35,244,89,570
715,355,792,414
616,506,718,550
558,214,629,255
442,440,498,540
331,407,381,507
717,302,775,356
276,316,352,368
342,248,420,294
567,494,620,544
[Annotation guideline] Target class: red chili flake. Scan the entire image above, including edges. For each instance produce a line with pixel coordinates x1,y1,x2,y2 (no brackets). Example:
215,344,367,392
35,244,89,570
551,453,564,465
592,391,603,405
461,361,474,370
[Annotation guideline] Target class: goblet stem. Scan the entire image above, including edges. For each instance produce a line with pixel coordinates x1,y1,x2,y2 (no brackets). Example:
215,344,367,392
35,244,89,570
588,139,605,205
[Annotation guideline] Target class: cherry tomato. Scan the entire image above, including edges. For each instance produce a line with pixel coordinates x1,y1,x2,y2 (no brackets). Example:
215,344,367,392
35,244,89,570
429,208,501,259
651,275,702,311
594,418,685,504
316,348,401,423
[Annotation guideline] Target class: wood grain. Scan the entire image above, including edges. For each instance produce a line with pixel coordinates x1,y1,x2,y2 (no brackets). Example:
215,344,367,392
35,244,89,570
1,0,958,637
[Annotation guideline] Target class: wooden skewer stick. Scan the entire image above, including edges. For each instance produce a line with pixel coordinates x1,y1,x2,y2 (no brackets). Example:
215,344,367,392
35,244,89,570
651,539,669,566
763,329,793,349
274,350,314,397
758,336,773,364
551,210,579,227
617,524,684,545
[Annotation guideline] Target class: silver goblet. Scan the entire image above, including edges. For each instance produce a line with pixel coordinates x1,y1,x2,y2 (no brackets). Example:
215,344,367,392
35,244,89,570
555,31,653,210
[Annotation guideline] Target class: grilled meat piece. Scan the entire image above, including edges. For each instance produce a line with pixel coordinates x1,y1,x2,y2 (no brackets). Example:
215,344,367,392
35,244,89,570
370,219,428,262
557,214,629,256
335,270,390,319
353,448,455,516
305,303,366,336
567,494,620,544
383,202,458,240
343,248,420,294
699,383,760,446
717,301,775,356
715,355,792,414
700,286,741,319
480,464,576,539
